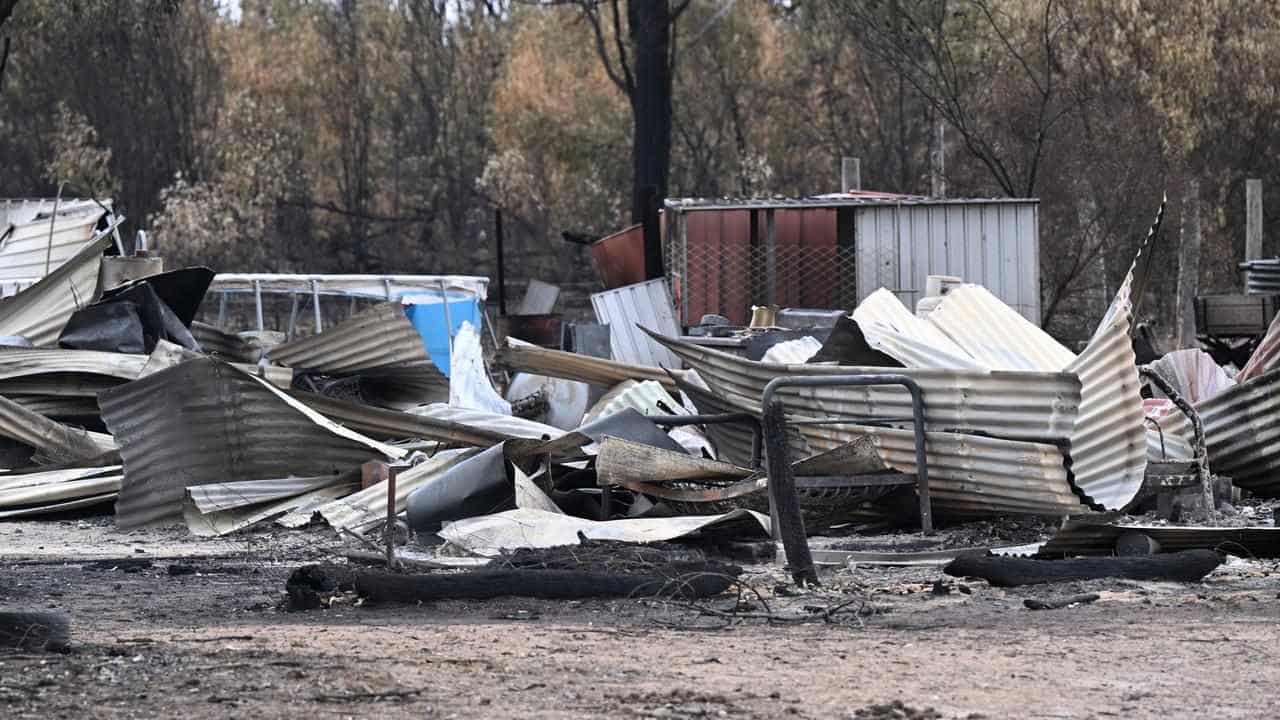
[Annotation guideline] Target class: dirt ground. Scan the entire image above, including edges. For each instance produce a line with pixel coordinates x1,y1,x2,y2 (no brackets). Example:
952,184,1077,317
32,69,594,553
2,516,1278,720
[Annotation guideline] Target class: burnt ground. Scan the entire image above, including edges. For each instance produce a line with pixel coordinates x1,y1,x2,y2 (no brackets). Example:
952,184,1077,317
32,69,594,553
1,516,1278,719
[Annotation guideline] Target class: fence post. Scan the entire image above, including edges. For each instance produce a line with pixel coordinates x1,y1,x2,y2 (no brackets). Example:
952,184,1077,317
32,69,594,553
1247,178,1263,262
930,122,946,198
841,157,861,192
1177,180,1202,348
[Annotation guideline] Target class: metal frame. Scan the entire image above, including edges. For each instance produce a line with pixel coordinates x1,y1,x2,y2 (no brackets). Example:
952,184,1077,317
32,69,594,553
1139,367,1209,486
760,374,932,535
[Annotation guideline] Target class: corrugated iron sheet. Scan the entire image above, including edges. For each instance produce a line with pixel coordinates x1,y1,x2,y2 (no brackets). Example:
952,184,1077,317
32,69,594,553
851,288,980,369
315,448,478,534
591,279,683,369
0,347,147,382
291,391,523,446
0,395,116,462
496,339,680,392
100,358,403,528
0,468,122,512
1242,258,1280,295
189,321,262,363
0,236,110,346
1061,311,1147,510
185,483,354,537
1237,309,1280,383
583,379,687,424
926,284,1075,371
0,205,107,294
268,301,432,373
650,332,1081,441
853,201,1040,322
669,361,1084,517
1146,349,1235,405
1194,367,1280,495
1038,521,1280,558
760,336,822,364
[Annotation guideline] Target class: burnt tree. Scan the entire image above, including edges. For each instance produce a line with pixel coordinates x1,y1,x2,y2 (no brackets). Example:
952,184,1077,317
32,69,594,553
574,0,690,277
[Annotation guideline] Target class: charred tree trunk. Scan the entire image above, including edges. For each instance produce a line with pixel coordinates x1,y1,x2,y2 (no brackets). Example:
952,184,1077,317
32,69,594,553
628,0,673,278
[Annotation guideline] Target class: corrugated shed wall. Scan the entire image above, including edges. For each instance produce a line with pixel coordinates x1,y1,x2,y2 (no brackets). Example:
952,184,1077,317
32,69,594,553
855,202,1040,322
679,200,1039,327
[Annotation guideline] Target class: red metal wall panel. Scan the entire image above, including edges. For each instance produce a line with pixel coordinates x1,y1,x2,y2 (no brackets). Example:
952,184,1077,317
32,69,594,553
682,208,839,325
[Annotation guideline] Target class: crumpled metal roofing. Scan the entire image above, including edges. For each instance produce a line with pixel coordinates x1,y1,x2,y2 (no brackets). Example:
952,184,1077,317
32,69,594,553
185,482,354,537
314,448,478,534
497,339,681,392
1191,367,1280,495
0,394,116,462
835,233,1152,512
267,301,433,374
0,205,107,292
100,357,404,528
1038,520,1280,558
668,359,1084,516
188,321,262,363
291,392,532,446
1146,349,1235,405
851,289,980,369
0,347,147,382
1238,309,1280,383
925,284,1077,371
759,336,823,365
583,379,687,424
650,332,1081,441
0,236,111,346
0,466,122,514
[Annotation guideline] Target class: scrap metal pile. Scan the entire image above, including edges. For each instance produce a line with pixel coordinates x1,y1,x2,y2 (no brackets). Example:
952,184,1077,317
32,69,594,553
1,197,1278,585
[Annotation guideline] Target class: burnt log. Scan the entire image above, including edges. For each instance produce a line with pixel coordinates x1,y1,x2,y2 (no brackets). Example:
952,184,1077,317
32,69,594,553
943,549,1222,587
287,561,740,609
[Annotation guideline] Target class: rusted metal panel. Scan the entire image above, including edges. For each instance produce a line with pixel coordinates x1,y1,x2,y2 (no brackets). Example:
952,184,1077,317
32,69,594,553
591,224,647,290
0,236,111,346
268,301,433,374
100,358,403,528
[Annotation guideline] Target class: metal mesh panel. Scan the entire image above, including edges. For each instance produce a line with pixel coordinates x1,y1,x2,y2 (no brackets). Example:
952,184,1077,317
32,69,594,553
674,234,859,326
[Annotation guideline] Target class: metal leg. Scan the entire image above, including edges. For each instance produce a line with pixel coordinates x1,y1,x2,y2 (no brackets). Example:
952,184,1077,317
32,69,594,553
760,374,935,582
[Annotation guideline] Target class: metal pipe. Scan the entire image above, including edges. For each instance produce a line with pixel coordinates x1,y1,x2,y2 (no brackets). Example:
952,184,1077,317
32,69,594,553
495,208,507,316
252,280,264,332
311,279,323,333
43,182,64,276
437,279,455,360
285,294,300,341
217,291,228,328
